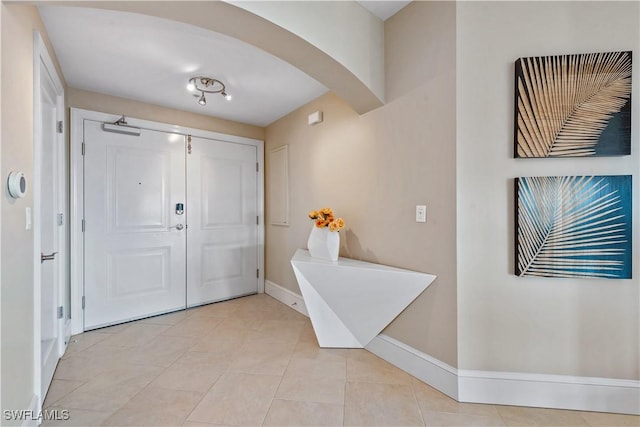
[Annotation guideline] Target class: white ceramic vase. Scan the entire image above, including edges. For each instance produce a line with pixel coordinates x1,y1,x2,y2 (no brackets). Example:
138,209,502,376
307,225,340,261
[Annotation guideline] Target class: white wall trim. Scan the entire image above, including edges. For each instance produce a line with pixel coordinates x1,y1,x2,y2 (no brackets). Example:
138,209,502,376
265,279,639,415
265,280,308,317
69,109,84,336
33,29,66,414
366,334,459,400
458,369,640,415
369,334,639,415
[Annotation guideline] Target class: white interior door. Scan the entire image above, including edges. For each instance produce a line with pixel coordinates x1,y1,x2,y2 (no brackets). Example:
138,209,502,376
187,137,259,306
39,65,61,399
83,121,187,329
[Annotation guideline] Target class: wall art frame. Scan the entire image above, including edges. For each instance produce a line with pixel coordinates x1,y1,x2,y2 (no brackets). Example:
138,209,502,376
514,51,632,158
515,175,632,279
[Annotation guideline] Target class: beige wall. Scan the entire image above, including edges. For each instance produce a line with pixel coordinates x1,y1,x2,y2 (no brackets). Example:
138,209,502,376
67,88,264,141
265,2,458,366
1,4,66,418
457,1,639,379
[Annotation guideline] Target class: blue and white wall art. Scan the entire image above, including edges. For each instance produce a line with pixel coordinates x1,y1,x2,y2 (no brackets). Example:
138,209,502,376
515,175,632,279
514,51,632,157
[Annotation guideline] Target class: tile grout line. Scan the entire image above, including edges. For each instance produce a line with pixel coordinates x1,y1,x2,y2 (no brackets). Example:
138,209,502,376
42,378,86,410
104,310,219,425
180,374,222,426
97,354,170,426
259,320,302,426
178,310,241,426
409,379,427,427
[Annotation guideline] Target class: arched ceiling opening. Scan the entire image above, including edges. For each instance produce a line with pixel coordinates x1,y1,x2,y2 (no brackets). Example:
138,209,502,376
38,1,387,126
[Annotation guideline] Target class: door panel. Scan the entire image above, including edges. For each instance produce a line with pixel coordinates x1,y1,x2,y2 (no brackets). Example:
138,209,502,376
109,148,168,230
187,137,258,306
108,247,170,296
84,120,186,329
202,160,244,225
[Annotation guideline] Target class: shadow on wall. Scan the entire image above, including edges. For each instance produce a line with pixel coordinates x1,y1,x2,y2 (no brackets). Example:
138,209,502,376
341,228,379,264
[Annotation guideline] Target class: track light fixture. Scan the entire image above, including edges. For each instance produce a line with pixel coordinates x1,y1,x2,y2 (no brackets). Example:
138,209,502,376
187,76,232,106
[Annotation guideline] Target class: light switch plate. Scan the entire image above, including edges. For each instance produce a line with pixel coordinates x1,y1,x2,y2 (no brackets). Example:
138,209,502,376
416,205,426,223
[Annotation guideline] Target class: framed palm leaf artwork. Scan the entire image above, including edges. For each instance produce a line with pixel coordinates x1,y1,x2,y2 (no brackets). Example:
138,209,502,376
515,175,632,279
514,51,632,157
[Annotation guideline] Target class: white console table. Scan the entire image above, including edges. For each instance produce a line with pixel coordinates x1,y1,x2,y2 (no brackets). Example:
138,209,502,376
290,249,436,348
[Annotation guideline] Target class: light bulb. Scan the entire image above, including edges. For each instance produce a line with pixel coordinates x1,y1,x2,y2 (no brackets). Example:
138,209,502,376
186,82,196,91
225,94,232,101
198,93,206,106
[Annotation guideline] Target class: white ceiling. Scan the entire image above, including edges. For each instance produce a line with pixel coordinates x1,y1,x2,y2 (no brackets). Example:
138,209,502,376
39,6,328,127
357,1,412,20
39,3,411,127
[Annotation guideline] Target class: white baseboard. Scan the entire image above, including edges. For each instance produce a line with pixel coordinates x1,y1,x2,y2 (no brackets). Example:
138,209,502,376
366,334,459,400
265,280,308,317
459,370,640,415
265,279,639,415
370,334,639,415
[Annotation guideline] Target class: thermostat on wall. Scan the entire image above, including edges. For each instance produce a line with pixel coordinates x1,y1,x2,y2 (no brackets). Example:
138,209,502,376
7,171,27,198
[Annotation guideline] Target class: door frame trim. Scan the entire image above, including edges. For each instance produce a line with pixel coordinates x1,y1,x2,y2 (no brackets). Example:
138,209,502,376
33,30,66,411
70,108,265,335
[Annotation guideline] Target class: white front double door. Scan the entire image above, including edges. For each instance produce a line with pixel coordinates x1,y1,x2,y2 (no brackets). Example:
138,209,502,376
83,120,258,329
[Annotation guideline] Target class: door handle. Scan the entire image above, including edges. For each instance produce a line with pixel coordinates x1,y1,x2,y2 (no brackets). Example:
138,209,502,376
41,252,58,263
169,224,185,231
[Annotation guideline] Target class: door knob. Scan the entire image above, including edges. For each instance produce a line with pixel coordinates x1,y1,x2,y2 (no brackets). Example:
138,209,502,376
41,252,58,263
169,224,184,231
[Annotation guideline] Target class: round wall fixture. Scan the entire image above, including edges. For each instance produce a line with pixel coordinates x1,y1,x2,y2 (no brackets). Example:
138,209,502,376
7,171,27,198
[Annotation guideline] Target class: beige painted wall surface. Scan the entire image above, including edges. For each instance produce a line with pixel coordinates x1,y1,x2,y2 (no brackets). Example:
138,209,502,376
457,1,639,379
67,88,264,141
265,2,457,366
1,4,66,417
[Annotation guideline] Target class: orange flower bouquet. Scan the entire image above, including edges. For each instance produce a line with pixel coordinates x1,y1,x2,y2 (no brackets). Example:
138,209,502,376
308,208,345,232
307,207,344,261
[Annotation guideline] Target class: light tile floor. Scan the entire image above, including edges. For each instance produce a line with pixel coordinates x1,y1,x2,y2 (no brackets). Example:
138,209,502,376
43,294,639,427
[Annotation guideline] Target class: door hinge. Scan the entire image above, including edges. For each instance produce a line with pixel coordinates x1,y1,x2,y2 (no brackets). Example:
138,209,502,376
57,306,64,319
256,268,260,278
82,296,85,310
256,162,259,172
57,121,63,133
256,215,259,225
57,213,64,226
81,142,85,156
81,219,85,232
187,135,192,155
